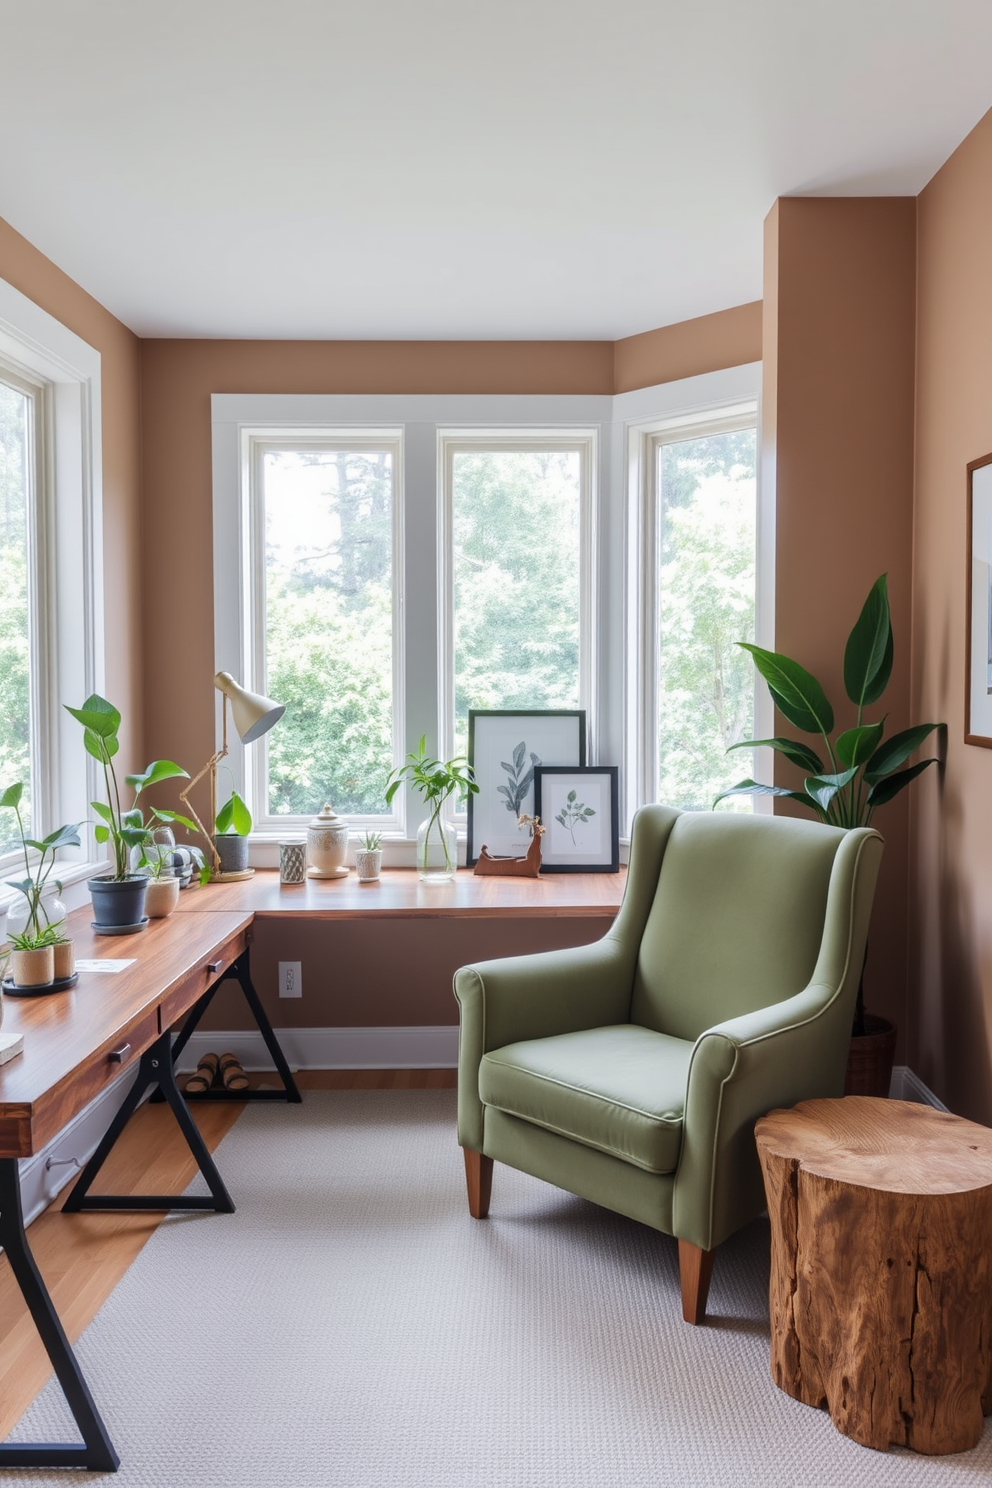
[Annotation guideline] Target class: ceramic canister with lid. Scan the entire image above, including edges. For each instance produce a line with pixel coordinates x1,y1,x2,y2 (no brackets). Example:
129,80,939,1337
306,804,350,878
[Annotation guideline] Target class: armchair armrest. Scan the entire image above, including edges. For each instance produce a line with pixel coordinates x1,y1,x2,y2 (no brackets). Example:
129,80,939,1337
454,937,633,1152
673,979,854,1251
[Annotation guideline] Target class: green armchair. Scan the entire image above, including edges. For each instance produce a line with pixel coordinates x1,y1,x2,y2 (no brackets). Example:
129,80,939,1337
454,804,883,1324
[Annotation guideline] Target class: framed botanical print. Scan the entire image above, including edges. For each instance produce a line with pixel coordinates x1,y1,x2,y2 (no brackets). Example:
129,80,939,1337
467,710,585,865
534,766,620,872
966,453,992,746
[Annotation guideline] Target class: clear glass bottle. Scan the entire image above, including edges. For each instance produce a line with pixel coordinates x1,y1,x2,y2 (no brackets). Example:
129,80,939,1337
416,816,457,883
7,886,67,940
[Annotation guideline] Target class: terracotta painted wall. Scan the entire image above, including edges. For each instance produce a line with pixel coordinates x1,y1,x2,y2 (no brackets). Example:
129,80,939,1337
762,197,918,1048
913,107,992,1119
613,302,762,393
0,216,143,766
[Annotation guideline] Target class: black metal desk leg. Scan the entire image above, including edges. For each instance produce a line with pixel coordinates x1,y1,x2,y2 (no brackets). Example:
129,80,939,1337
171,950,303,1104
0,1160,119,1471
62,1032,235,1214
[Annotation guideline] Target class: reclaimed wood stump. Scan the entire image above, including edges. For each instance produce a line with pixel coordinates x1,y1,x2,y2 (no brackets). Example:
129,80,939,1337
755,1097,992,1455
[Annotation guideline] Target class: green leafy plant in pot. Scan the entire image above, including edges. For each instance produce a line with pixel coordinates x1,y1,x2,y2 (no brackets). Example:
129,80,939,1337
212,783,252,876
65,695,193,932
717,575,945,1088
1,782,80,988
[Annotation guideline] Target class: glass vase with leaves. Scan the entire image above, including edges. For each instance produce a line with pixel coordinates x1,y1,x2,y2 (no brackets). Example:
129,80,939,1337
385,737,478,883
717,574,944,1035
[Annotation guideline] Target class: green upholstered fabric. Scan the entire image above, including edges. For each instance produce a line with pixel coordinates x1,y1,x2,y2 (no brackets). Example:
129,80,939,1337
454,803,884,1252
630,812,846,1041
479,1024,694,1173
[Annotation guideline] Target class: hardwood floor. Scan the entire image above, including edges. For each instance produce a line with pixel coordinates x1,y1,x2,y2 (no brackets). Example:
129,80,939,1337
0,1070,457,1437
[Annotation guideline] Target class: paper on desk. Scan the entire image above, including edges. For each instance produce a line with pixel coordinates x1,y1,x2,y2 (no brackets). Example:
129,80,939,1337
74,959,137,973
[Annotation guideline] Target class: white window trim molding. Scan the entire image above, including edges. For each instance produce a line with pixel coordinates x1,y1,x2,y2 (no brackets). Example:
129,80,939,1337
0,277,105,908
213,393,613,862
614,363,768,831
437,427,597,818
241,427,407,836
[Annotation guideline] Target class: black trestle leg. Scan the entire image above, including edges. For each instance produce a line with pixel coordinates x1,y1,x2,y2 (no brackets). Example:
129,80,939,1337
0,1159,119,1470
62,1031,235,1214
169,950,303,1104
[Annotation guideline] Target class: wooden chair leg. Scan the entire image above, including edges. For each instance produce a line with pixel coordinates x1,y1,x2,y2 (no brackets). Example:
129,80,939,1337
678,1239,715,1324
463,1149,493,1219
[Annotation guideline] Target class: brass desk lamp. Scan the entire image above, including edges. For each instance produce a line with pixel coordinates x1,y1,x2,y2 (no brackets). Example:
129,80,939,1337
180,671,285,881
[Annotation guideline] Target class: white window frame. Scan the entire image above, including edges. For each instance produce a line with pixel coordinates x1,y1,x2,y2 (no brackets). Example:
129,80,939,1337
617,363,769,832
242,428,406,835
438,429,597,816
0,278,105,902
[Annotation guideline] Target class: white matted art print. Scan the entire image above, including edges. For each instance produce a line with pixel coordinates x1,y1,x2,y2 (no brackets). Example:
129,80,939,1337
534,766,620,872
967,454,992,746
467,711,585,864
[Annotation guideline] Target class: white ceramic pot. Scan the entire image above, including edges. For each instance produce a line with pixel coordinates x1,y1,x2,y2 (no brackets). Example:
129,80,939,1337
307,804,349,878
145,877,181,918
355,847,382,883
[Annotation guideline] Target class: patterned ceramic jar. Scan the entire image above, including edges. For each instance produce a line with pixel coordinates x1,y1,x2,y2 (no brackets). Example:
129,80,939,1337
306,805,350,878
279,839,307,884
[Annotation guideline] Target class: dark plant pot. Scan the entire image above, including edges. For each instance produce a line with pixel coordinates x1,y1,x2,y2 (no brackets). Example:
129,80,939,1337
89,874,149,931
844,1013,897,1098
213,834,249,874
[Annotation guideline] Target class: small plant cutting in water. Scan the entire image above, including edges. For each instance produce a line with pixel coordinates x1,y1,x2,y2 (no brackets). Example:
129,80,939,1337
386,736,478,879
555,790,595,845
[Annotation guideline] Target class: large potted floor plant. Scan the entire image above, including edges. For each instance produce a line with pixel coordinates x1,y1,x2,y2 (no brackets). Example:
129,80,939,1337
65,695,193,933
717,574,944,1095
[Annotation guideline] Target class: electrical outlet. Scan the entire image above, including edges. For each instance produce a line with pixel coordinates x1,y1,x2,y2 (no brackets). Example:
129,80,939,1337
278,960,302,998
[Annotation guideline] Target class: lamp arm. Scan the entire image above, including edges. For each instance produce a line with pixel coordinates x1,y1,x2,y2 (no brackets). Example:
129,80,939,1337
178,745,228,876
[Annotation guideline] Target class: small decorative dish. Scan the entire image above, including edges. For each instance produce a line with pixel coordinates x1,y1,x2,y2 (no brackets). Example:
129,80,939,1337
3,971,79,997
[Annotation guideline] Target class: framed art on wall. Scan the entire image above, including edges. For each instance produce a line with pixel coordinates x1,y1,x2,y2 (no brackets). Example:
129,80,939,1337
966,453,992,746
467,710,585,865
534,766,619,873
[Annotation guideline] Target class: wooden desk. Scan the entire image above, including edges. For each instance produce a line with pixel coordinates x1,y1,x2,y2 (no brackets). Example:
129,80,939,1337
172,866,626,919
0,868,624,1469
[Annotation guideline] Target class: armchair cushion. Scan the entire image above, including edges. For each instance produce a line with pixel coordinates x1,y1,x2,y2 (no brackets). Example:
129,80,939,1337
479,1024,694,1174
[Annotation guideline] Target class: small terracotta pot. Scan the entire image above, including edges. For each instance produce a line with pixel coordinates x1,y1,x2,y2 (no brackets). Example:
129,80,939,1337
11,945,54,988
53,939,75,980
145,877,181,918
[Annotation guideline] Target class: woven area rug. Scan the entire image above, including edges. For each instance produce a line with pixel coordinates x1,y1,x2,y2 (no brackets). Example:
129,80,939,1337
7,1090,991,1486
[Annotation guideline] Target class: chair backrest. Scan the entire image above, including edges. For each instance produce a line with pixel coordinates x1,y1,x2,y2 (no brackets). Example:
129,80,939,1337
629,810,849,1041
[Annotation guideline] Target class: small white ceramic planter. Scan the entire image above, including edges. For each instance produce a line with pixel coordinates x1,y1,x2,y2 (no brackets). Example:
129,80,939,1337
355,848,382,883
145,877,181,918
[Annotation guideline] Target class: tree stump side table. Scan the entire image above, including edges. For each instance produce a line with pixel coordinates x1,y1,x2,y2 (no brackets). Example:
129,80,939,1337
755,1096,992,1455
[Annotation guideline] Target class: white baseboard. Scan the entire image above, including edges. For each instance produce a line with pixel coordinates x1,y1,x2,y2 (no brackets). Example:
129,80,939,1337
889,1064,948,1111
176,1025,459,1071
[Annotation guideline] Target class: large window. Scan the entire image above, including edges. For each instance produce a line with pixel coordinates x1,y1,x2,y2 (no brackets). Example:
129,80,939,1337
444,436,592,762
246,435,402,827
655,424,757,810
0,370,39,855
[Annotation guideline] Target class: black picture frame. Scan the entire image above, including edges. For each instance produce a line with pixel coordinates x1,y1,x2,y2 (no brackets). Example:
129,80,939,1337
466,710,586,866
534,765,620,873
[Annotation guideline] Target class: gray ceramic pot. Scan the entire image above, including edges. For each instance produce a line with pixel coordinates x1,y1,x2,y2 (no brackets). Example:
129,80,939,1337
212,834,250,874
89,875,149,932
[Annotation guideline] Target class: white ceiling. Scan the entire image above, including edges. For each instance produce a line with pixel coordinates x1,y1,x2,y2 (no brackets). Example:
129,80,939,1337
2,1,992,340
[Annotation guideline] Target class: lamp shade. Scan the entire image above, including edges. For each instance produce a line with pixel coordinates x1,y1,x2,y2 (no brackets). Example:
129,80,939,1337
214,671,285,744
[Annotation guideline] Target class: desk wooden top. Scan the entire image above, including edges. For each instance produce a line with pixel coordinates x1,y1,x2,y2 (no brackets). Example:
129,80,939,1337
173,867,627,919
0,908,253,1157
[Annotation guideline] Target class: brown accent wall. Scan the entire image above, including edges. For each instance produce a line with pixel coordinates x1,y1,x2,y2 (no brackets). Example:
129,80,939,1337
613,301,762,393
762,198,918,1047
0,216,144,766
913,108,992,1119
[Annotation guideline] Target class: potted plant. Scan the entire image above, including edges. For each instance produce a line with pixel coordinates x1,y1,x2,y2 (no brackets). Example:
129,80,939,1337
385,737,478,883
354,829,383,883
65,695,193,932
1,781,81,989
139,832,182,918
213,785,252,875
718,574,944,1094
